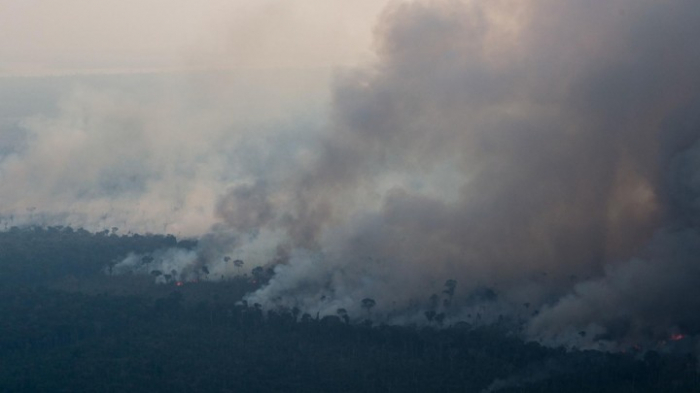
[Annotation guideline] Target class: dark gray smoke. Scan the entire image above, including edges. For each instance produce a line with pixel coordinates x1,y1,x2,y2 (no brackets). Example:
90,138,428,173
141,0,700,344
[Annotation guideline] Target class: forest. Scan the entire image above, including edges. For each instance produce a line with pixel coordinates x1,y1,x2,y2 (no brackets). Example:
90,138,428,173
0,226,697,392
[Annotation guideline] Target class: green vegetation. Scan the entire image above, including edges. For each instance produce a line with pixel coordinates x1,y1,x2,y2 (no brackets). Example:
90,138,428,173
0,227,697,392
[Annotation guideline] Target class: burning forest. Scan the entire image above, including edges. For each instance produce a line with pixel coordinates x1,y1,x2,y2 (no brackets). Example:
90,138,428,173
105,0,700,352
2,0,700,391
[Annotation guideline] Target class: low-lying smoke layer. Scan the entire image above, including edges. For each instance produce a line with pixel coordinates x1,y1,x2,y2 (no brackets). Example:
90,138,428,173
0,70,330,235
122,0,700,346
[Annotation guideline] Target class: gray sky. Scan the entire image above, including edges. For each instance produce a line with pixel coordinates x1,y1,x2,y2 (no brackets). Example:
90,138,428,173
0,0,394,76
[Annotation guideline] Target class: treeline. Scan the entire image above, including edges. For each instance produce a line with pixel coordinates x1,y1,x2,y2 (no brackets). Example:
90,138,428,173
0,226,195,286
1,285,697,392
0,226,698,392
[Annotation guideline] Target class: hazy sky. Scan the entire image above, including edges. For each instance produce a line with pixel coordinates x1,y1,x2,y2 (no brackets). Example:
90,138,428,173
0,0,395,76
0,0,405,235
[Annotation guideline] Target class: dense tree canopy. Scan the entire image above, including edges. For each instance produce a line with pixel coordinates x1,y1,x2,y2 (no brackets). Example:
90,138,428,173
0,227,697,392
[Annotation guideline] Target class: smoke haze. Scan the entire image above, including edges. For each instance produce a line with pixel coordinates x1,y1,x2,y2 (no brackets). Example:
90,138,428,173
0,70,330,235
5,0,700,346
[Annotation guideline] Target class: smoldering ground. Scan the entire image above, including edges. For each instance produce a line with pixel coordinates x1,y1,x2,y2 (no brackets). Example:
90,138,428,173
116,0,700,346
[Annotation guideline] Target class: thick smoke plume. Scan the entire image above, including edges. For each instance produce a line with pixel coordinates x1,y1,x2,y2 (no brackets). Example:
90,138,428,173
127,0,700,345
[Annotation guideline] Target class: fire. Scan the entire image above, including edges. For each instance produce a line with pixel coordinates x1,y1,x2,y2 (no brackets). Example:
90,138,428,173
670,333,686,341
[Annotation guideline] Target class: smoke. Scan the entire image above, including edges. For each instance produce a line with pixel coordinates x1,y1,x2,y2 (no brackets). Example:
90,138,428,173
110,247,199,283
0,70,330,235
209,0,700,339
105,0,700,344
